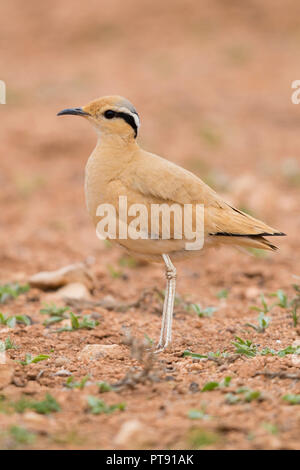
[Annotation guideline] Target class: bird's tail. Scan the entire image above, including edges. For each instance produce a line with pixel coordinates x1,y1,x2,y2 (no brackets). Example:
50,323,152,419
208,203,285,251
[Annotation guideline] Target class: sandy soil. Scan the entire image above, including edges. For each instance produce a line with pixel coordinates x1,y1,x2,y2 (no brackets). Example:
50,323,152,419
0,0,299,449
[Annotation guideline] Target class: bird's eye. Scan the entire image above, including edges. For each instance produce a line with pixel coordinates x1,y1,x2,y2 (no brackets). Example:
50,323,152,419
104,110,116,119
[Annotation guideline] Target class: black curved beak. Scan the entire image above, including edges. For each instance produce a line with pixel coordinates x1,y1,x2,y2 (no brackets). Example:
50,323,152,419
57,107,90,117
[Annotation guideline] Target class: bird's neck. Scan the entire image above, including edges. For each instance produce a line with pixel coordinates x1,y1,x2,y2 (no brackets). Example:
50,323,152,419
96,133,139,157
85,134,139,221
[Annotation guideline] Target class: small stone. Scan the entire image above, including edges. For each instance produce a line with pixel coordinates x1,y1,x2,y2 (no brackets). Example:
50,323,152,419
23,381,41,394
22,411,51,433
55,356,70,366
78,344,124,361
29,262,94,290
189,382,199,392
55,282,91,301
53,369,72,377
114,420,145,446
13,376,27,387
245,287,261,300
0,360,14,389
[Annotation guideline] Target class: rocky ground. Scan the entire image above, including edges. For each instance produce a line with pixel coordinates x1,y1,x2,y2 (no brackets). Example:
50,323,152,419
0,0,299,449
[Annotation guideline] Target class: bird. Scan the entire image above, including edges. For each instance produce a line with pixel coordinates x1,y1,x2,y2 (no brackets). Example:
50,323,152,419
57,95,285,352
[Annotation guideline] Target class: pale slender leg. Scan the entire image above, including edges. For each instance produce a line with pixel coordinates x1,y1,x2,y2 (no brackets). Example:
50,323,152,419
157,276,169,348
155,254,176,352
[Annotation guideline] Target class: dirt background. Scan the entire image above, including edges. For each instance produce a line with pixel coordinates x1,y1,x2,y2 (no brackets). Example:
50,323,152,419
0,0,300,450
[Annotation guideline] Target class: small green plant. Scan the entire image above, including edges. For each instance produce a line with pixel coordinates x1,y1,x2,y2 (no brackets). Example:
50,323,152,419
40,303,70,316
216,289,229,299
282,394,300,405
271,289,289,308
246,312,270,333
232,337,258,357
202,376,231,392
0,283,29,304
0,313,31,328
58,312,99,332
262,423,278,435
291,285,300,326
98,382,113,393
14,393,60,414
226,387,263,404
260,344,300,357
40,303,70,326
65,375,89,390
291,305,299,327
9,426,35,445
107,264,124,279
87,396,126,415
118,256,137,268
190,304,217,318
183,350,228,359
144,334,154,345
31,394,60,414
0,337,17,351
237,387,262,402
251,294,273,314
19,353,50,366
183,350,209,359
188,428,219,449
188,405,211,420
201,381,219,392
270,286,300,327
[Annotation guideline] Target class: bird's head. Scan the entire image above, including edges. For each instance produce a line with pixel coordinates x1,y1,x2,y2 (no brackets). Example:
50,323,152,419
57,95,140,140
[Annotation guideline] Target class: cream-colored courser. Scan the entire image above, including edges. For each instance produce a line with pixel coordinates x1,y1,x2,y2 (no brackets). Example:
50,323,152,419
58,95,285,351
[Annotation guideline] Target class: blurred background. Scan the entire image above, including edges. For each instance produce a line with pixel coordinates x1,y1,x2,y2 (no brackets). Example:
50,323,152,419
0,0,299,286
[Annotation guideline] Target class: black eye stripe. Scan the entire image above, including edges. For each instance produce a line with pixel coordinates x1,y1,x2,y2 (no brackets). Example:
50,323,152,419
103,109,138,138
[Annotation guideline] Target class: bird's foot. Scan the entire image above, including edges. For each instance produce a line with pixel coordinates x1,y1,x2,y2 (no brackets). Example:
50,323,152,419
154,341,172,354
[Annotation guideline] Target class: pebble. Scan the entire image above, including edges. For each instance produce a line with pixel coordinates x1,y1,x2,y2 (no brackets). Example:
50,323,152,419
55,356,70,366
0,360,14,389
53,369,72,377
114,420,147,446
54,282,91,300
78,344,125,361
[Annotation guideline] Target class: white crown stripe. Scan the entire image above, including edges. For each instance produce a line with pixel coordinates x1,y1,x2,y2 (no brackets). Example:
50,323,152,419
117,107,140,128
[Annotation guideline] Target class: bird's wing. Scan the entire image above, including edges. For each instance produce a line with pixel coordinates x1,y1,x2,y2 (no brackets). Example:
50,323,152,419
125,151,283,243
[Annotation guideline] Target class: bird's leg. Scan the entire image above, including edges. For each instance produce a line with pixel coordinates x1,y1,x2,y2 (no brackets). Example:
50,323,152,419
156,267,170,349
155,254,176,352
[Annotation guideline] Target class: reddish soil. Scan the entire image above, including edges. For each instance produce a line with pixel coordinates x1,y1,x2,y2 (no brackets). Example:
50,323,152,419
0,0,299,449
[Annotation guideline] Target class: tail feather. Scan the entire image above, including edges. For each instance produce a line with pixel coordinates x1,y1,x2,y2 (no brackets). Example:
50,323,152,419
211,234,283,251
208,202,285,251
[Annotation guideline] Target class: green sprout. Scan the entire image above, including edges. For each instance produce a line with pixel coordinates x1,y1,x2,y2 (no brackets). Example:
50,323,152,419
40,303,70,326
202,376,231,392
190,304,217,318
0,283,29,304
57,312,99,332
98,382,113,393
14,394,60,414
226,387,263,404
188,405,211,420
87,396,126,415
19,353,50,366
232,337,258,357
0,313,31,328
282,394,300,405
246,312,270,333
65,376,89,390
251,294,273,314
216,289,229,299
9,426,35,445
0,337,17,351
